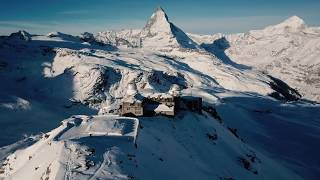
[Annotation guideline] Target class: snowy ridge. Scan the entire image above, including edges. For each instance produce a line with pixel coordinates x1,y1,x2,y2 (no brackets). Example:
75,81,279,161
189,16,320,102
249,15,306,37
95,29,141,48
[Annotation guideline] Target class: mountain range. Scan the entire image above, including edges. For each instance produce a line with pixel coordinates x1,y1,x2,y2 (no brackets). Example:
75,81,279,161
0,7,319,180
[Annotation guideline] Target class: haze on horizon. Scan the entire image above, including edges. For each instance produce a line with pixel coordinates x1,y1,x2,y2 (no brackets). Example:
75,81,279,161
0,0,320,35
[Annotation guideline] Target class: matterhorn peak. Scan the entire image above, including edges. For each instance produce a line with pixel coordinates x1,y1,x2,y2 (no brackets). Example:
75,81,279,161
152,6,169,22
155,6,165,12
141,6,171,37
140,7,197,49
154,6,167,18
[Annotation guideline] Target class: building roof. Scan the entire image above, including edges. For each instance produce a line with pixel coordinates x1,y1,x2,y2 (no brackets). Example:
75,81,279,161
144,104,174,112
140,89,174,100
123,93,144,104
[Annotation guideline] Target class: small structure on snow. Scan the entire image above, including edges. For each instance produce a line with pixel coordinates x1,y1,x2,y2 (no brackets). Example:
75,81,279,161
120,82,202,117
143,92,175,116
120,81,144,116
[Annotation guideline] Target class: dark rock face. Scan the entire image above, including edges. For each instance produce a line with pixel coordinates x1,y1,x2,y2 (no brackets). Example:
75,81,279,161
268,75,301,101
9,30,32,41
147,70,187,92
170,23,198,49
79,32,95,42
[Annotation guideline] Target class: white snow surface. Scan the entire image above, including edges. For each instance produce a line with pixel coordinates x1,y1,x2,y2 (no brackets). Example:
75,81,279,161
0,7,320,180
0,115,139,180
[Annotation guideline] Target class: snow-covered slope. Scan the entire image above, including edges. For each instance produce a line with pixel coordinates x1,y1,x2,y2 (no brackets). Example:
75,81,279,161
0,113,304,180
189,16,320,102
0,7,319,180
0,115,139,179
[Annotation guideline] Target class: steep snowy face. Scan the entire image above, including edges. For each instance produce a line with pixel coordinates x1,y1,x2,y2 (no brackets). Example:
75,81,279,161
141,7,172,37
140,7,198,50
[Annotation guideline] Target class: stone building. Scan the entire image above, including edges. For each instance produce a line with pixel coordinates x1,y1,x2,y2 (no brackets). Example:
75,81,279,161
143,93,175,116
120,82,202,117
120,82,144,116
121,100,144,116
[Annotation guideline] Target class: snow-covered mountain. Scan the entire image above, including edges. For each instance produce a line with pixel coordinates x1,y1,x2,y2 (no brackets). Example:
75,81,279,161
189,15,320,102
95,7,198,50
139,7,198,50
0,7,319,180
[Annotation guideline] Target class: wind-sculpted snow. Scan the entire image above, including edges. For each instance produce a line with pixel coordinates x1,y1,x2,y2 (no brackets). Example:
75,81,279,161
0,114,305,180
0,115,139,180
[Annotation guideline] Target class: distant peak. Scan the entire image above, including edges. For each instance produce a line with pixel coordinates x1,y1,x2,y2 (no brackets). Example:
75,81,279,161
9,30,32,41
13,30,30,36
277,16,306,29
257,15,307,35
284,16,305,25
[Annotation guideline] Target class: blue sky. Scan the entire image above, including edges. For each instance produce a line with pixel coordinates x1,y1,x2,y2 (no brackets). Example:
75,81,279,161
0,0,319,35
